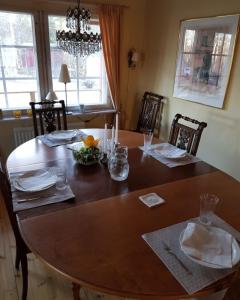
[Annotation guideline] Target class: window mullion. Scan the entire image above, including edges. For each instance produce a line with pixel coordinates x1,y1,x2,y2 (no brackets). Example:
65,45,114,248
42,12,53,95
0,46,8,108
76,57,80,105
33,11,50,100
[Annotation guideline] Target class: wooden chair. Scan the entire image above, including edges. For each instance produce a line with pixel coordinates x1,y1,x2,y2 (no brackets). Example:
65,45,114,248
136,92,164,133
168,113,207,156
0,166,82,300
29,100,67,137
0,168,30,300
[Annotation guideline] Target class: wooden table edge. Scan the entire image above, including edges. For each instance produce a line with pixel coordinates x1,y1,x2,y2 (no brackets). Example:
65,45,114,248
16,170,238,299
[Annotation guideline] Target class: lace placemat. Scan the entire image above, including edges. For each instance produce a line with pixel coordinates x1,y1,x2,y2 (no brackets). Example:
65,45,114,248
37,130,87,147
142,215,240,295
139,143,200,168
10,167,75,212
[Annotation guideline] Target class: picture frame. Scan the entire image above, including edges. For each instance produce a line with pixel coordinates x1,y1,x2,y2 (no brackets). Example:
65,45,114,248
173,15,239,108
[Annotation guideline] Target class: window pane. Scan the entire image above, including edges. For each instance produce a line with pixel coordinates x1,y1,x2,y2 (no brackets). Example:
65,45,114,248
0,93,6,109
8,93,32,108
55,91,78,106
0,12,34,46
2,47,37,77
86,55,101,77
80,79,100,90
0,11,39,109
48,15,109,107
51,48,77,78
53,78,78,91
79,91,101,104
0,80,4,93
6,80,37,93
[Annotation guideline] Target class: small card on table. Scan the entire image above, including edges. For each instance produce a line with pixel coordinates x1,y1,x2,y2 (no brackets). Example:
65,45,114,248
139,193,165,207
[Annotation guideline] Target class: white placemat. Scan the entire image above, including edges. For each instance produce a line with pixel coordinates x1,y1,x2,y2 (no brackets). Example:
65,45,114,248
37,130,87,147
10,167,75,212
142,215,240,295
139,143,201,168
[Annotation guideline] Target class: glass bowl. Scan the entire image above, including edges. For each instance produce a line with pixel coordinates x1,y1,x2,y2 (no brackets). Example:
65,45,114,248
72,144,101,165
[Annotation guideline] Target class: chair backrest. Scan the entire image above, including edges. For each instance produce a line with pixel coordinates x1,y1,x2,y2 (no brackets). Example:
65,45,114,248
30,100,67,137
0,169,23,245
168,113,207,156
136,92,164,133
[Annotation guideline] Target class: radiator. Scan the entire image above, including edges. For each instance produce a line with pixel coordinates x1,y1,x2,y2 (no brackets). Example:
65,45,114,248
13,123,85,147
13,127,35,147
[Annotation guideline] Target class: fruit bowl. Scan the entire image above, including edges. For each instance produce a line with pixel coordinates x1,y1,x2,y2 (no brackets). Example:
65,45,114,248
72,135,101,165
72,146,101,165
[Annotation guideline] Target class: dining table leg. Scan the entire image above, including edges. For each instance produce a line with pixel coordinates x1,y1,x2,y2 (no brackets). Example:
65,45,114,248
72,282,81,300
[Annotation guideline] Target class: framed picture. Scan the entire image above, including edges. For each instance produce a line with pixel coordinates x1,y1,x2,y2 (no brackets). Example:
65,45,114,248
173,15,239,108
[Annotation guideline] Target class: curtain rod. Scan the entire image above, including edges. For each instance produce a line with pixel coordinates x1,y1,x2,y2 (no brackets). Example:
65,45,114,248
47,0,129,9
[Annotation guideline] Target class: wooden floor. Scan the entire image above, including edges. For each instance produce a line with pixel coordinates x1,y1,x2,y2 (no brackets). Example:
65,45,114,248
0,194,126,300
0,192,240,300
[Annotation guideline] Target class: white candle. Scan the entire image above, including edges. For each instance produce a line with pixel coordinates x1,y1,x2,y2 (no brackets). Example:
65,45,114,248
115,113,118,144
111,125,115,152
103,123,107,153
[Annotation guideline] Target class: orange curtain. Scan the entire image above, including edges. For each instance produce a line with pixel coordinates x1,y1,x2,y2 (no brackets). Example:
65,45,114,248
99,4,121,112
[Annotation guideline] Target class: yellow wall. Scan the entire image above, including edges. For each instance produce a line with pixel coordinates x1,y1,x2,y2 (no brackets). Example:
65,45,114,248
5,0,239,181
0,0,146,161
137,0,240,180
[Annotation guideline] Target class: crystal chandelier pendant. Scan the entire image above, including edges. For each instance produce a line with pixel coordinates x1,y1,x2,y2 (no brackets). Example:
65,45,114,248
56,0,102,57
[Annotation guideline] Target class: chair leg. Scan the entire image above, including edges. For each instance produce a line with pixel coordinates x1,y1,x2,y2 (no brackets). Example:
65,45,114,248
21,253,28,300
15,246,21,270
72,282,81,300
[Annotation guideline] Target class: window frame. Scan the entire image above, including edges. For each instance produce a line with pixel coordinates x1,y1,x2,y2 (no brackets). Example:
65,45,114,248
0,9,41,111
0,7,112,113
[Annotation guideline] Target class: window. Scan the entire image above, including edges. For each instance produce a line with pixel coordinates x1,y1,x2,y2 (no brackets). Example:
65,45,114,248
0,11,39,109
48,16,109,108
0,10,111,111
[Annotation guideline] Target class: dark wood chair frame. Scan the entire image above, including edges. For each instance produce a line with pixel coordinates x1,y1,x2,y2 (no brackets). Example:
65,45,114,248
30,100,67,137
136,91,164,133
0,168,30,300
168,113,207,156
0,168,81,300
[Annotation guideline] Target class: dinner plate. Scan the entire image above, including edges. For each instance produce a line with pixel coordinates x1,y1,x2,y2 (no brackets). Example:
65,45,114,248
14,169,57,192
47,130,78,141
179,227,240,269
155,149,187,160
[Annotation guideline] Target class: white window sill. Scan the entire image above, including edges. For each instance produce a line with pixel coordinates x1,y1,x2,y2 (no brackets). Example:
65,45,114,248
0,108,116,122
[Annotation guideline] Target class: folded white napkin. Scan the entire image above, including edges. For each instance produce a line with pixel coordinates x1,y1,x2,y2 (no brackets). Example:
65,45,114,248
155,147,187,159
15,170,56,191
180,222,233,268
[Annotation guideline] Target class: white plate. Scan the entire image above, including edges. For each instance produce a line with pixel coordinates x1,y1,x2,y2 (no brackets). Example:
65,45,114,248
156,148,187,160
179,227,240,269
47,130,77,141
14,169,57,192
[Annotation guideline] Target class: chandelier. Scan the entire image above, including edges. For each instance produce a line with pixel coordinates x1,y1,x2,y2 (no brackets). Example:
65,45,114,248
56,0,101,57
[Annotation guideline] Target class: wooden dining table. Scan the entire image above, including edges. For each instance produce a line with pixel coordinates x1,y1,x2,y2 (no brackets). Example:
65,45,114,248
6,129,240,300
